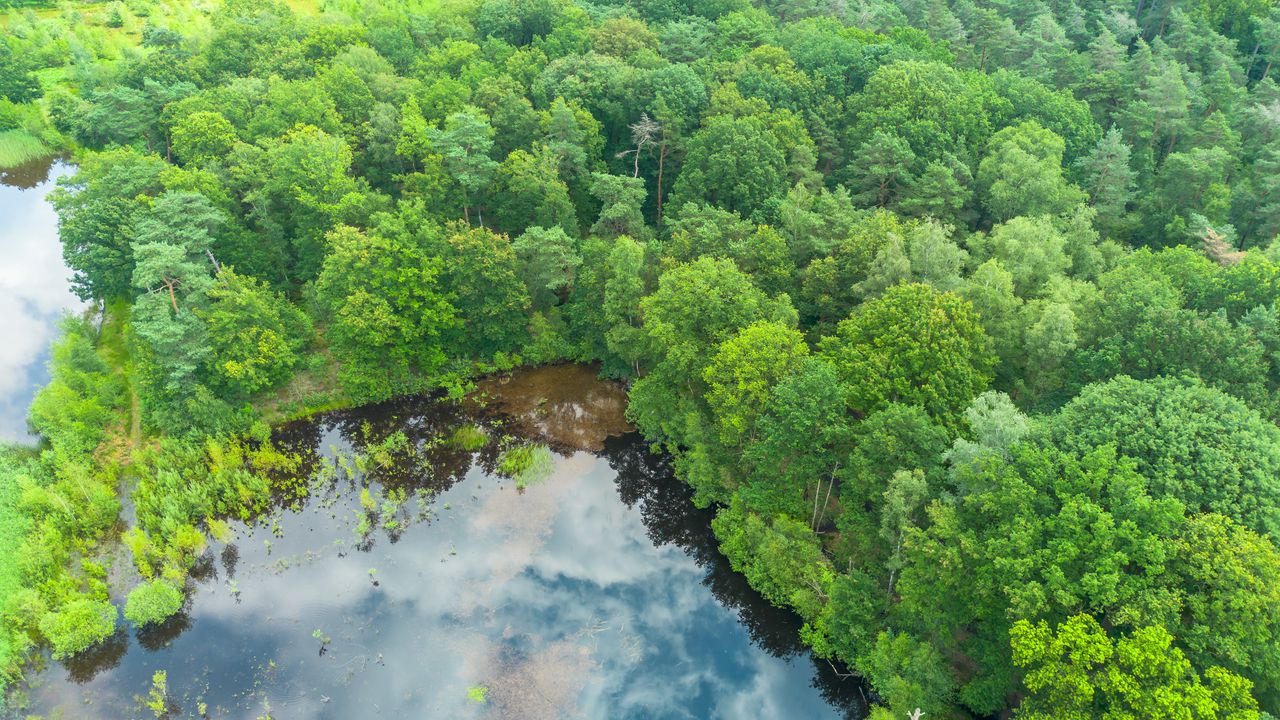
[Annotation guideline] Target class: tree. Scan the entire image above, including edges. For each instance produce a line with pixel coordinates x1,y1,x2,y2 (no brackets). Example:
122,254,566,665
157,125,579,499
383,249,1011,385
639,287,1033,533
258,124,361,281
859,632,956,718
846,59,1001,165
1074,263,1271,411
1171,513,1280,707
703,321,810,447
425,109,499,224
743,357,853,522
945,391,1029,480
601,235,649,377
975,216,1072,298
314,225,457,401
197,269,312,397
668,114,789,219
590,173,648,239
51,149,168,301
1040,375,1280,540
837,403,950,570
124,580,184,627
170,111,239,166
512,226,581,311
1011,614,1261,720
433,222,530,359
38,597,117,660
977,120,1086,222
627,258,779,463
819,282,995,431
492,145,578,237
0,40,39,103
846,130,917,208
1074,127,1136,236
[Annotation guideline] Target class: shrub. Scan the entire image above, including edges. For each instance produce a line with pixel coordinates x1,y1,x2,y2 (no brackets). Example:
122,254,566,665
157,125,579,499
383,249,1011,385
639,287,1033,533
125,580,184,627
38,598,116,659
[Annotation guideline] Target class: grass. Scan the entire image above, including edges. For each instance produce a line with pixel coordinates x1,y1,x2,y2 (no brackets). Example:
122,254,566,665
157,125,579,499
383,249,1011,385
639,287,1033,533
449,424,488,451
497,443,554,490
0,129,51,169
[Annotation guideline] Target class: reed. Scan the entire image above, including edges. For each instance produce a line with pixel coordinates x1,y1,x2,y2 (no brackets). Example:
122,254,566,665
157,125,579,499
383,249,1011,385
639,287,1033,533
0,129,50,169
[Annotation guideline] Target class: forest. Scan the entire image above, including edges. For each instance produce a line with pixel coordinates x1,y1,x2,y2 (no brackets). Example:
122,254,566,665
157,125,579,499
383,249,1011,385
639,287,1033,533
3,0,1280,716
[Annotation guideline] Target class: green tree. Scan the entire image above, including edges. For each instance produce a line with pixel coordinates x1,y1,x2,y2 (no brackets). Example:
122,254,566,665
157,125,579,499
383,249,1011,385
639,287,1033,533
38,597,117,660
846,130,917,208
434,222,530,359
314,225,457,401
601,235,649,377
197,269,312,397
1040,375,1280,539
425,109,499,224
590,173,648,239
669,114,789,219
170,111,238,166
492,146,578,237
1011,614,1261,720
703,321,810,447
1074,127,1136,236
977,120,1086,222
819,282,995,431
51,149,168,301
742,357,852,522
512,226,581,311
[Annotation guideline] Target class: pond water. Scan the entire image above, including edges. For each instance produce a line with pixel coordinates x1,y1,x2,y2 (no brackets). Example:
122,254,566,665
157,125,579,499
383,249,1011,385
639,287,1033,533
0,156,83,444
18,365,866,719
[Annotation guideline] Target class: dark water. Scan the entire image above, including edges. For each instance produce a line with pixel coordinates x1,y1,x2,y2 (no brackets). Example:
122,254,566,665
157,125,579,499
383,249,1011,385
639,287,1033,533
0,156,83,444
19,367,865,719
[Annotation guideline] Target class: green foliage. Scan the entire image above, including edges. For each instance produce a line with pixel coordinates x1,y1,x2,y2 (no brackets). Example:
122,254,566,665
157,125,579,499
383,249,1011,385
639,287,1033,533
819,282,995,432
198,269,312,397
14,0,1280,716
1042,375,1280,539
497,443,554,490
977,120,1086,222
38,597,116,660
703,321,809,447
0,129,49,168
314,225,457,402
124,580,184,627
1012,614,1261,720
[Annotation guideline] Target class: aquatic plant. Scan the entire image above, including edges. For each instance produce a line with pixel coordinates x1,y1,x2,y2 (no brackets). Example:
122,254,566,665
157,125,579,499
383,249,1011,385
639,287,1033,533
466,685,490,704
144,670,168,718
38,597,117,660
497,443,555,490
449,424,488,451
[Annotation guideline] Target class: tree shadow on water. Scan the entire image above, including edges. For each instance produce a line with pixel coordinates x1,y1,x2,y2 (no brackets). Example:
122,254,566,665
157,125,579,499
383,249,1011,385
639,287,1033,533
63,628,129,683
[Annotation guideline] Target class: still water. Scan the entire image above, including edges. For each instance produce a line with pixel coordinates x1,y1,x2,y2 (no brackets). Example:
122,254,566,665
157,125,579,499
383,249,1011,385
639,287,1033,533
20,365,865,719
0,157,83,443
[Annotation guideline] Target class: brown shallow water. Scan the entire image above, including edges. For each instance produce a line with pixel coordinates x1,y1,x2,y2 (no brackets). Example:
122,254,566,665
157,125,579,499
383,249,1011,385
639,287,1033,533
14,365,866,719
470,364,634,452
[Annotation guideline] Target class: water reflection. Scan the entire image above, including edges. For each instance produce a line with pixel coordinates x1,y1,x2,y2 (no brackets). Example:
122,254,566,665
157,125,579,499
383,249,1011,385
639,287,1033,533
20,368,865,719
0,157,83,443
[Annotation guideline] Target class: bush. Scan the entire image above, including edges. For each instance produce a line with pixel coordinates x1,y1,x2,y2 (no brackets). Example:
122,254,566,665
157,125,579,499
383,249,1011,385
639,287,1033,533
38,598,116,659
124,580,184,627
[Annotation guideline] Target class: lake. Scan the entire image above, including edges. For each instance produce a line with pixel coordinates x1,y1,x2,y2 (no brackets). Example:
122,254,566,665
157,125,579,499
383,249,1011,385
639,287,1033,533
0,156,83,444
16,364,865,719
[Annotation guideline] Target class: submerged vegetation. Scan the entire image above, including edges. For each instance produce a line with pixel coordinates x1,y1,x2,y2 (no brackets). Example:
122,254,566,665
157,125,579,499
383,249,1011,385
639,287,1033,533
3,0,1280,715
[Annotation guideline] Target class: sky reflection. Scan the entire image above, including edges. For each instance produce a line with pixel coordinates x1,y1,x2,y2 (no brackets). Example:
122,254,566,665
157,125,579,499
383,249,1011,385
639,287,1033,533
0,159,84,444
